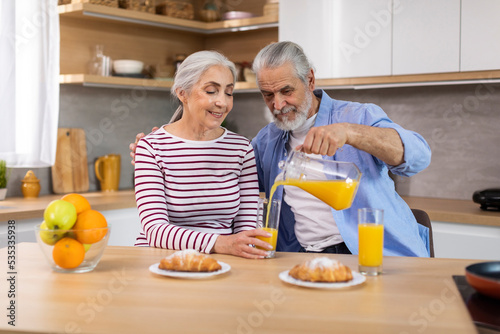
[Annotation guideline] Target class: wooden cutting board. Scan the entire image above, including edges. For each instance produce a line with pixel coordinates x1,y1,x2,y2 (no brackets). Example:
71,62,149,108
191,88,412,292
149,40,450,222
51,128,89,194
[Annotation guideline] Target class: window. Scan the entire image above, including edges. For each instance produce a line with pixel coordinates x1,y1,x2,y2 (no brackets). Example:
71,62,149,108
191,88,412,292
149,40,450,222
0,0,59,167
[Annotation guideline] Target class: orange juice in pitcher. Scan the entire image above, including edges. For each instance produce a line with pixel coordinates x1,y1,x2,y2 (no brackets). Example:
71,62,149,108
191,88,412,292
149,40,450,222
263,151,362,251
268,151,361,213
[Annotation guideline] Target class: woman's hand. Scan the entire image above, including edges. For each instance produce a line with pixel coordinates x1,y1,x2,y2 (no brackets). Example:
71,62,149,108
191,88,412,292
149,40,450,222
129,127,159,165
213,229,274,259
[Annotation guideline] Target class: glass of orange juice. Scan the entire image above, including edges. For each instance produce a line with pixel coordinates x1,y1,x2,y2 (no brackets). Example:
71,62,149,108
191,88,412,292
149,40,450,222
358,208,384,276
255,197,281,258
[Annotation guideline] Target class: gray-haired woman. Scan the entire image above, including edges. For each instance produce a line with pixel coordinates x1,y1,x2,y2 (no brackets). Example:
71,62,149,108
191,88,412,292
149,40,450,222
133,50,272,259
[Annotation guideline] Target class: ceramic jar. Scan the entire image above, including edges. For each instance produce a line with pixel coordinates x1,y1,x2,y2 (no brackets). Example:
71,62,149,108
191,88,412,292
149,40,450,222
21,170,41,198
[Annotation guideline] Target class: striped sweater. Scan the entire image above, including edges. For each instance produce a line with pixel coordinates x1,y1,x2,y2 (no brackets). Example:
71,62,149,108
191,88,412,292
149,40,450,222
134,126,260,253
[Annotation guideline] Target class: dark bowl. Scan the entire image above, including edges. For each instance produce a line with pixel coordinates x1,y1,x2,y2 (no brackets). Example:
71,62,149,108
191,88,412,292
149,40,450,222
465,261,500,300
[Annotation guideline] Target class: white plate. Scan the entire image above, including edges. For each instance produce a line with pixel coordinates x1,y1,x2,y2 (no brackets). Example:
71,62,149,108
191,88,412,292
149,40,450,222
149,261,230,279
279,270,366,289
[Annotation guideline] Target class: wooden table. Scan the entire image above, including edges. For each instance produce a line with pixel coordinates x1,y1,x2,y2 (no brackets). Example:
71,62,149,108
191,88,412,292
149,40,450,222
0,243,479,334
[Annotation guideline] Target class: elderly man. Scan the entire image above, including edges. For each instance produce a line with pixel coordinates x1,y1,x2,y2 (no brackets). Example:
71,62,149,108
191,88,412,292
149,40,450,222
250,41,431,257
130,41,431,257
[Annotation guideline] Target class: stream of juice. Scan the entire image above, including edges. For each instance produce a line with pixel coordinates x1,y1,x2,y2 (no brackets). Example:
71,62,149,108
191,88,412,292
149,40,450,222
265,179,359,228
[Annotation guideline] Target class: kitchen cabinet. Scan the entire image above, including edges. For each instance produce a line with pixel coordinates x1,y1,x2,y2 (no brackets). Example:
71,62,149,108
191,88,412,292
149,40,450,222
432,220,500,260
392,0,460,75
58,2,278,91
280,0,500,88
461,0,500,72
279,0,392,79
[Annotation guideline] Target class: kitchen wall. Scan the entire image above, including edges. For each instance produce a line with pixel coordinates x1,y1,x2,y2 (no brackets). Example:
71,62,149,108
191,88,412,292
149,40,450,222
5,82,500,201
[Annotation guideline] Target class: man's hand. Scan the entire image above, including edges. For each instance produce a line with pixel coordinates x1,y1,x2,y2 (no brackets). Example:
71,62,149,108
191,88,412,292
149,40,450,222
129,127,159,165
213,229,274,259
296,123,348,156
296,123,404,166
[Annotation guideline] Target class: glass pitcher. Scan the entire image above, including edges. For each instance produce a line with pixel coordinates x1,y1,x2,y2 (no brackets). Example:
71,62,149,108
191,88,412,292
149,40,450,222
274,151,362,210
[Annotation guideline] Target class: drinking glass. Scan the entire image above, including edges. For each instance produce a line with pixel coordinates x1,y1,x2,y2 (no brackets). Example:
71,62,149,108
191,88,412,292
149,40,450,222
358,208,384,276
255,197,281,258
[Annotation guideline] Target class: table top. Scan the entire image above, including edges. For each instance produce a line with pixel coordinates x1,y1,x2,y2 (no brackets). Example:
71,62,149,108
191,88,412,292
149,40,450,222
0,243,480,334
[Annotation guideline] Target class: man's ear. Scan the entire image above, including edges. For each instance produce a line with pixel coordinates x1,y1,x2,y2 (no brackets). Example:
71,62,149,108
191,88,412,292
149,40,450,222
307,68,316,91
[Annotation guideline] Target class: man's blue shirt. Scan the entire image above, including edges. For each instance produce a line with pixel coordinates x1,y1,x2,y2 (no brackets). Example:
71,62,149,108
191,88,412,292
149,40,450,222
251,90,431,257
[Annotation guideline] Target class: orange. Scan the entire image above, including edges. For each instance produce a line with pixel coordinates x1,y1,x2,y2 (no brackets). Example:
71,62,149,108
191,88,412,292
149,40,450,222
73,209,108,244
52,237,85,269
61,193,91,215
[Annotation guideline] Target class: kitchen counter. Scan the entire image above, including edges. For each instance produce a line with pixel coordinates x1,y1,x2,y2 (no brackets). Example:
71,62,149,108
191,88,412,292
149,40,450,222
0,190,136,221
0,243,479,334
402,195,500,227
1,190,499,227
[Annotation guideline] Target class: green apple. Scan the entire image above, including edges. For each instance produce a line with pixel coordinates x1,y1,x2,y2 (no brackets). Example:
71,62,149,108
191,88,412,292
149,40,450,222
39,221,66,245
44,199,77,230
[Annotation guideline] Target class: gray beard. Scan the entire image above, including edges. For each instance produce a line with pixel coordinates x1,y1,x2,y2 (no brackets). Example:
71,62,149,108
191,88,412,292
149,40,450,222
272,91,313,131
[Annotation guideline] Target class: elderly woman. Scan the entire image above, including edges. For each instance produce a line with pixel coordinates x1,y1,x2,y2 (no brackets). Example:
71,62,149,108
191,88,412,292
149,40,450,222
133,51,272,259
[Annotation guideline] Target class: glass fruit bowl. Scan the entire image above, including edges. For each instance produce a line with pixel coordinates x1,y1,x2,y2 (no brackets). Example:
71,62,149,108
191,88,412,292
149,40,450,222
34,224,110,273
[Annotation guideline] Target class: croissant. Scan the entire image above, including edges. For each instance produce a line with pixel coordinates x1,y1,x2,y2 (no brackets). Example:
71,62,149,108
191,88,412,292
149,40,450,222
159,249,222,272
289,257,353,283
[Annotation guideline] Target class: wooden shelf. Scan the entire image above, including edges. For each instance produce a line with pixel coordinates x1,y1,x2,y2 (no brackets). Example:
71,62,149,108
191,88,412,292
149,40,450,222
60,74,173,90
60,74,258,91
316,70,500,89
60,69,500,92
58,3,278,34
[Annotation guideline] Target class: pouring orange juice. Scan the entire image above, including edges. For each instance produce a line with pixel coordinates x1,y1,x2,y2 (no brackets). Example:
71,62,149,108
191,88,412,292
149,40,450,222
257,151,362,257
269,150,361,210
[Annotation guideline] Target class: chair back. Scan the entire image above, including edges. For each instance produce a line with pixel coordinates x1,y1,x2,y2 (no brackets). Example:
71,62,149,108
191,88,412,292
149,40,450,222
411,209,434,257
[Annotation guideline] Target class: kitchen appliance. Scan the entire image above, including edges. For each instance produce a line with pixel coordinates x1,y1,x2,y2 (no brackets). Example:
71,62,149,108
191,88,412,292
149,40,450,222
453,275,500,332
473,188,500,211
466,261,500,300
51,128,89,194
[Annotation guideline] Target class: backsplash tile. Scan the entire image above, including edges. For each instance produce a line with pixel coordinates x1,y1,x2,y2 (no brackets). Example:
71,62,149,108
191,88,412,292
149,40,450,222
6,83,500,202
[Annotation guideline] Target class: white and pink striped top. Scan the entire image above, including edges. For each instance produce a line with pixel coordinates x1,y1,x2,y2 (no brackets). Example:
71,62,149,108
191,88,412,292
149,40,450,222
134,126,259,253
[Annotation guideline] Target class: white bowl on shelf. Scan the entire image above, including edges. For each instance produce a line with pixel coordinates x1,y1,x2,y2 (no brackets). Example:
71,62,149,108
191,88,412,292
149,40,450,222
222,11,255,20
113,59,144,75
